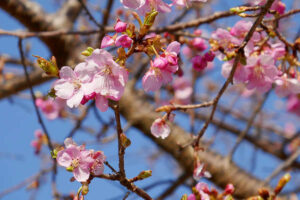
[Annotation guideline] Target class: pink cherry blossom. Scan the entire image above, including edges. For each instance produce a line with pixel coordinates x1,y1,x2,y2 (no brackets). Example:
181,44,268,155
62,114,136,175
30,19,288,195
54,63,97,108
187,182,210,200
142,67,164,92
191,37,207,51
85,49,128,111
222,61,250,83
150,118,170,139
230,20,256,39
245,55,278,93
56,138,95,182
173,77,193,104
121,0,171,14
90,151,106,176
114,19,127,33
275,74,300,97
287,95,300,116
31,129,44,154
224,184,235,195
115,35,133,48
192,55,207,71
248,0,285,14
35,97,65,120
162,41,181,68
172,0,207,7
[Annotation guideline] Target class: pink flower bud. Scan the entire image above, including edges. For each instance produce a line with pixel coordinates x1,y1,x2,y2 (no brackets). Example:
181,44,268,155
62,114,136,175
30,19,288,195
115,35,133,48
193,29,202,36
203,51,215,62
192,55,207,71
150,118,170,139
191,37,207,51
114,19,127,33
101,35,115,48
224,184,235,194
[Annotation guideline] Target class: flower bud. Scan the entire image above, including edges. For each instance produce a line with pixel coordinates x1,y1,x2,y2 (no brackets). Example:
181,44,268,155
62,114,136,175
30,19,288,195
81,183,89,196
81,47,94,56
34,55,59,77
224,184,234,195
114,19,127,33
137,170,152,179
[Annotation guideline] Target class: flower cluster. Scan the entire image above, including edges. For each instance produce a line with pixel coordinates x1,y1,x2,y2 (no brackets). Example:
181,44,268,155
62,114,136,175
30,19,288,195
209,19,300,96
56,138,106,182
142,41,181,92
187,182,234,200
101,19,133,49
53,49,128,112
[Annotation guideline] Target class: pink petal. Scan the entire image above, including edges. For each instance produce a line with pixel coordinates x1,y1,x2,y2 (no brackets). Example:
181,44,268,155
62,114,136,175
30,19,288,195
95,94,109,112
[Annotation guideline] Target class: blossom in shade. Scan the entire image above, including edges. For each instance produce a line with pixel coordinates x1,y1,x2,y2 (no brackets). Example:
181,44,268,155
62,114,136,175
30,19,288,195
114,19,127,33
287,95,300,116
191,37,207,51
222,61,250,83
275,73,300,97
150,118,170,139
54,63,97,108
173,77,193,104
35,97,65,120
245,55,278,93
86,49,128,112
121,0,171,14
143,66,164,92
248,0,285,14
172,0,207,7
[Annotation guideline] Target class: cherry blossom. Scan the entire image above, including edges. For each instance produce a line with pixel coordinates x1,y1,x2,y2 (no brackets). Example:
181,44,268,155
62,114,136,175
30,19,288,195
245,55,278,93
56,138,106,182
172,0,207,7
115,35,133,48
187,182,210,200
121,0,171,14
56,139,94,182
193,162,211,181
150,118,170,139
53,63,97,108
31,129,45,154
35,97,65,120
287,95,300,117
86,49,128,111
173,77,193,104
222,61,250,83
248,0,285,14
191,37,207,51
90,151,106,176
275,74,300,97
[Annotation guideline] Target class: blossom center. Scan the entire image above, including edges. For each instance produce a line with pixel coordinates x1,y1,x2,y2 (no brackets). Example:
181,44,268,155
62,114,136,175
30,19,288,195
254,65,264,79
71,158,80,168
